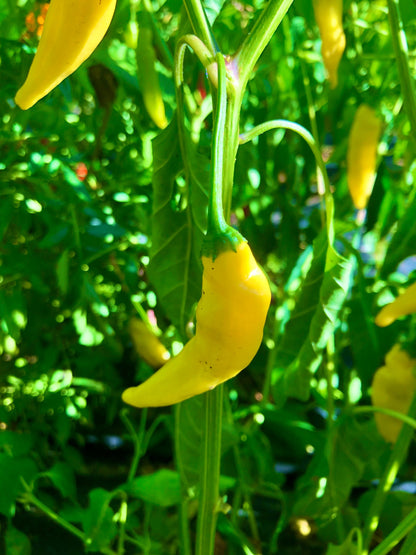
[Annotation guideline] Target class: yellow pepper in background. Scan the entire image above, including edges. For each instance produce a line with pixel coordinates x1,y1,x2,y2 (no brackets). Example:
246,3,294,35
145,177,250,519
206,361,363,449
376,282,416,327
371,344,416,443
122,241,271,408
136,25,168,129
313,0,346,89
15,0,117,110
347,104,382,209
128,317,171,369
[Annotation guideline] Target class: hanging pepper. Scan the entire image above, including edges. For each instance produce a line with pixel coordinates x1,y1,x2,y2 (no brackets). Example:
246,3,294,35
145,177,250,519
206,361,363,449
347,104,382,209
375,282,416,327
15,0,117,110
136,20,168,129
313,0,346,89
371,344,416,443
122,240,271,407
128,317,170,369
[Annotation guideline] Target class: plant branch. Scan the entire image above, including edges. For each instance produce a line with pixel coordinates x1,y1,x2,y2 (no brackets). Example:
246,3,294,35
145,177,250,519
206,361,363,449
361,393,416,553
234,0,294,91
182,0,217,56
195,385,224,555
387,0,416,141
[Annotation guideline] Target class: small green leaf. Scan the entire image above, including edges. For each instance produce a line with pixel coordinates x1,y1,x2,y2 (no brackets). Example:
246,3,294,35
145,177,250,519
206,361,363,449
5,526,31,555
126,469,182,506
81,488,117,552
44,462,76,499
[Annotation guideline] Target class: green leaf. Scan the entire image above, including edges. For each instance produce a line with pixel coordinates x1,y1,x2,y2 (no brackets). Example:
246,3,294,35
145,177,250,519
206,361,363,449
204,0,227,24
80,488,117,552
274,231,327,369
280,249,353,402
326,528,361,554
0,431,34,457
56,249,69,295
148,118,209,328
126,469,182,506
175,396,203,493
0,455,38,517
381,194,416,277
5,526,31,555
294,418,383,522
44,462,76,499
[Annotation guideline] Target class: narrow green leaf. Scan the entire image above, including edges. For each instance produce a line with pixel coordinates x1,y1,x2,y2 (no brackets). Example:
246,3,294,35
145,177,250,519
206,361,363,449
148,117,209,328
56,249,69,295
275,244,354,402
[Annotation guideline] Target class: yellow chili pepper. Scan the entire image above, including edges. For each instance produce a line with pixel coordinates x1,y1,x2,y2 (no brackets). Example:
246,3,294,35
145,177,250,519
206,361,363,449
375,282,416,327
128,317,170,369
136,25,168,129
15,0,117,110
347,104,382,210
371,344,416,443
313,0,346,89
122,241,271,408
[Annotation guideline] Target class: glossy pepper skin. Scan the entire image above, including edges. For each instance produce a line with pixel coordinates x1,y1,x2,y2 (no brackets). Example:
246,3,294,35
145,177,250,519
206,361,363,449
375,282,416,327
15,0,117,110
122,241,271,408
128,318,170,369
313,0,346,89
136,26,168,129
347,104,382,209
371,345,416,443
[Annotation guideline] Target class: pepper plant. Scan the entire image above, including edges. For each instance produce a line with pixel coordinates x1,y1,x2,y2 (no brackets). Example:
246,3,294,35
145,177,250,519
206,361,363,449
1,0,416,554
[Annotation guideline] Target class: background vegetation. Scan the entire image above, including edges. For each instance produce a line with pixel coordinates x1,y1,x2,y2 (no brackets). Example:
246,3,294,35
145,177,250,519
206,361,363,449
1,0,416,553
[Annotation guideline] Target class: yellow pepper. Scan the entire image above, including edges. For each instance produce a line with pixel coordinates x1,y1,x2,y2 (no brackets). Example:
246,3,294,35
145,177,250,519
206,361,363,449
313,0,346,89
347,104,382,210
136,25,168,129
375,282,416,327
371,345,416,443
128,317,170,369
15,0,117,110
122,241,271,408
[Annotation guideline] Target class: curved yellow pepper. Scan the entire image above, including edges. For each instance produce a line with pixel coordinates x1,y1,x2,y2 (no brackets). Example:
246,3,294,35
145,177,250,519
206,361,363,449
371,345,416,443
347,104,382,210
128,317,170,369
375,282,416,327
122,241,271,408
313,0,346,89
15,0,117,110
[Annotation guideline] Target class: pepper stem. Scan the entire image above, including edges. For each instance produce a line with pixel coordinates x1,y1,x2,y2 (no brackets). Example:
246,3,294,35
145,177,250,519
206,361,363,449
203,52,244,259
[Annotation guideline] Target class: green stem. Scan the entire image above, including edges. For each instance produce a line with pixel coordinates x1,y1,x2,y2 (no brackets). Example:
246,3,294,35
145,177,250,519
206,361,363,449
387,0,416,140
239,119,334,248
22,491,87,544
369,505,416,555
120,408,148,484
222,87,243,220
234,0,294,91
207,53,228,236
361,393,416,553
175,35,218,91
399,526,416,555
195,385,224,555
182,0,217,56
352,405,416,431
